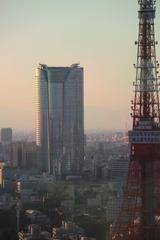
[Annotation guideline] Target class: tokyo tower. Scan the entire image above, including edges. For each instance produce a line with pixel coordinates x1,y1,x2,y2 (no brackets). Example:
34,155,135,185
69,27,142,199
110,0,160,240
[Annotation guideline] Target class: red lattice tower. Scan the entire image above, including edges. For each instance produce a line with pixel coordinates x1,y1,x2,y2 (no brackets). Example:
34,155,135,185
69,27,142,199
110,1,160,240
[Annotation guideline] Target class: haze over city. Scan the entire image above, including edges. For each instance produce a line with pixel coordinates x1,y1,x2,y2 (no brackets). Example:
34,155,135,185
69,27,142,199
0,0,160,131
1,1,160,240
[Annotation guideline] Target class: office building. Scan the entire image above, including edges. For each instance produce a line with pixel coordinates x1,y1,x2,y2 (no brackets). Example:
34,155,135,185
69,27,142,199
12,142,37,168
0,128,12,164
108,155,129,181
1,128,12,144
0,163,4,188
35,64,84,177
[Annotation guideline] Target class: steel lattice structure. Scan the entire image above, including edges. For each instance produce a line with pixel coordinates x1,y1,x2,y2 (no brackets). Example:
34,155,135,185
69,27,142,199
110,1,160,239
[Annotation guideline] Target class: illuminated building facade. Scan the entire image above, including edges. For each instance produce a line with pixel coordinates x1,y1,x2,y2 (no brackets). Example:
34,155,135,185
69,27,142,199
35,64,84,177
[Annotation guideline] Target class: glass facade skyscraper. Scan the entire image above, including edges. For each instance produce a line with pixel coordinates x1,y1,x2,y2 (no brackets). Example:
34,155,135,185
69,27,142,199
35,64,84,177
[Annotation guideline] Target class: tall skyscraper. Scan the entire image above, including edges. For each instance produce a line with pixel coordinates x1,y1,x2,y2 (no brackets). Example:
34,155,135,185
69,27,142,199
1,128,12,144
35,64,84,177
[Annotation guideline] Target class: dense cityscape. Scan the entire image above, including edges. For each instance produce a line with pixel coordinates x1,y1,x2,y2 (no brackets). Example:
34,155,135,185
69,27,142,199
0,129,129,240
1,0,160,240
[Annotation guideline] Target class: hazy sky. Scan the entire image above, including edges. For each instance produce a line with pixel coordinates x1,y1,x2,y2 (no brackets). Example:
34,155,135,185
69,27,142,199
0,0,160,131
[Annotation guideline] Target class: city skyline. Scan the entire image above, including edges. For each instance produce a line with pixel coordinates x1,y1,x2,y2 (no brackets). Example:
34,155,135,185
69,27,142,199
1,0,160,131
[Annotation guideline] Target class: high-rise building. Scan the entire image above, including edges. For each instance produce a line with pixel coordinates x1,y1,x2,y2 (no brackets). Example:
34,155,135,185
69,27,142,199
1,128,12,144
12,142,37,168
0,128,12,164
35,64,84,177
0,163,4,188
108,156,129,181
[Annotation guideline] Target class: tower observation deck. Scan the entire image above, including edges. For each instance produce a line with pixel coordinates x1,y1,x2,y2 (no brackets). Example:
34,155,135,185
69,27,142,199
110,1,160,239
